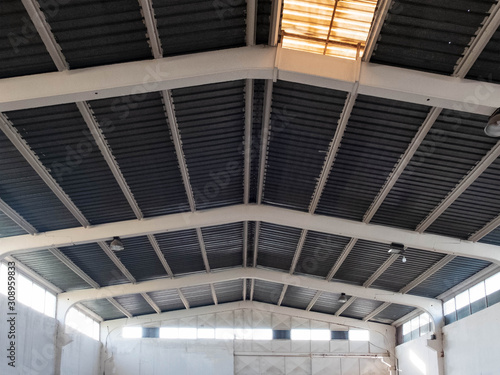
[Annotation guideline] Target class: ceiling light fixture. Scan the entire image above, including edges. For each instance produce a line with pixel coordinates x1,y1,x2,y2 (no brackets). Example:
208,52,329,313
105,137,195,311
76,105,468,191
388,242,407,263
338,293,347,303
110,237,124,251
484,108,500,137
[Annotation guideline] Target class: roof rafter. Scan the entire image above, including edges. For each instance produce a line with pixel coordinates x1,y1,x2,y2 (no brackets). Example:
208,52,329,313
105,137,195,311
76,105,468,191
5,255,62,294
107,297,133,319
363,0,392,62
48,248,100,289
0,198,37,235
98,241,136,283
141,292,161,314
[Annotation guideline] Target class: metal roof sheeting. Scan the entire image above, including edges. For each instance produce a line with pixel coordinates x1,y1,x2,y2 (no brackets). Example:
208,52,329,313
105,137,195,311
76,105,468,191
202,222,243,270
214,280,244,304
117,236,168,282
6,104,136,225
0,0,57,78
263,81,347,211
154,229,206,275
82,298,126,320
371,303,415,323
310,291,344,315
0,212,26,238
154,0,246,57
250,80,266,204
256,222,302,271
371,0,496,75
479,227,500,246
409,256,491,298
256,0,272,45
148,289,186,312
59,242,130,287
172,81,245,209
467,27,500,83
426,157,500,239
341,297,384,320
89,92,190,217
295,231,351,278
316,95,429,221
372,109,497,231
253,279,283,304
372,248,445,292
334,239,391,286
0,130,81,232
180,284,214,308
13,250,91,291
39,0,152,69
114,294,156,316
281,285,317,310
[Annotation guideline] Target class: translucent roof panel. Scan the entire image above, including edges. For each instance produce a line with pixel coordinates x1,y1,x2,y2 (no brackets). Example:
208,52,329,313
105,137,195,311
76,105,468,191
281,0,377,59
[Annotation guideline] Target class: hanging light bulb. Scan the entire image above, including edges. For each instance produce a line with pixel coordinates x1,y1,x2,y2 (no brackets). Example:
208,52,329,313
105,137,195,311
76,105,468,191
338,293,347,303
402,255,407,263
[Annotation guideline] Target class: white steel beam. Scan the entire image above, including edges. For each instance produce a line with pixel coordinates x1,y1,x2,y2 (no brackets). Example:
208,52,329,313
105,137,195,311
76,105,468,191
0,113,89,227
363,254,400,288
363,0,392,62
469,215,500,242
0,198,36,235
138,0,163,59
326,238,358,281
77,102,143,219
289,230,307,274
363,108,443,223
453,2,500,78
247,0,257,46
107,297,133,318
98,241,136,283
269,0,283,46
75,303,104,322
391,309,423,327
2,46,500,114
2,204,500,263
249,278,255,301
210,284,218,305
141,292,161,314
59,268,440,314
277,285,288,306
305,291,322,311
335,297,356,316
147,234,174,277
177,288,190,309
363,302,391,322
417,140,500,233
21,0,68,71
48,248,100,289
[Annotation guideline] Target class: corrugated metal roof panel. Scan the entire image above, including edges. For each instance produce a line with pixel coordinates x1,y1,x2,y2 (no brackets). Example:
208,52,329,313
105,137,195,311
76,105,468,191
13,250,91,291
253,279,283,304
154,229,205,275
114,294,156,316
257,222,302,271
202,222,243,270
334,239,391,285
372,110,497,230
479,227,500,246
246,221,257,268
409,256,491,298
59,242,130,286
256,0,272,45
155,0,246,57
341,298,384,320
426,157,500,239
281,285,316,310
148,289,186,312
117,236,168,282
180,284,214,308
0,0,57,78
214,279,244,304
82,298,126,320
295,231,351,278
372,248,445,292
172,81,245,209
89,92,190,217
372,304,415,323
6,104,136,225
0,130,81,232
467,27,500,83
250,80,266,204
39,0,152,69
263,81,347,211
371,0,496,74
310,291,344,315
316,95,429,221
0,212,26,238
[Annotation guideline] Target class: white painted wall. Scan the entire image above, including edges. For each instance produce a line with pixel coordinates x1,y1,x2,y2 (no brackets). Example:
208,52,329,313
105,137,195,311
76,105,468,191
395,334,440,375
442,302,500,375
102,309,393,375
61,327,101,375
0,295,57,375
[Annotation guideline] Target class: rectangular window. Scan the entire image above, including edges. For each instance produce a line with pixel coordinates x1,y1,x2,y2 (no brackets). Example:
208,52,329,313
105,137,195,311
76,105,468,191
455,291,469,310
18,274,33,306
485,273,500,295
402,321,411,336
349,329,369,341
419,314,430,336
178,328,197,339
159,327,178,339
310,329,330,341
44,292,56,318
443,299,456,315
291,329,311,341
469,282,486,303
197,328,215,339
67,308,100,340
252,329,273,340
122,327,142,339
0,263,7,296
215,328,234,340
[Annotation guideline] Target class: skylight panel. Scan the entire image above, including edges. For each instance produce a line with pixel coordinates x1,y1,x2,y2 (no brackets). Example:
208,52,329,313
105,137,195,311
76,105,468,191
281,0,378,59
